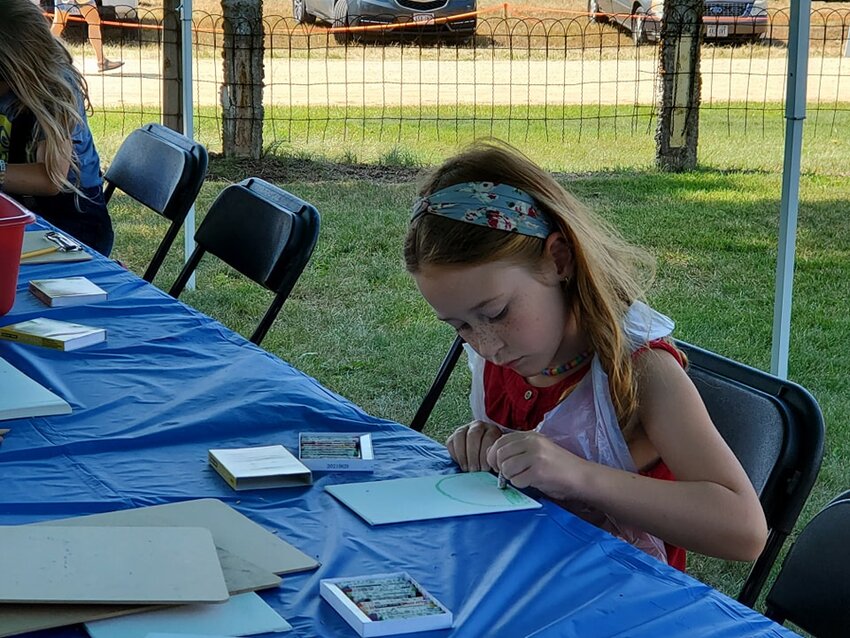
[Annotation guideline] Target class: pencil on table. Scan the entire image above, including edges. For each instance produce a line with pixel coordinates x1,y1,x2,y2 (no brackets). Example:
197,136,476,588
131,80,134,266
21,246,59,260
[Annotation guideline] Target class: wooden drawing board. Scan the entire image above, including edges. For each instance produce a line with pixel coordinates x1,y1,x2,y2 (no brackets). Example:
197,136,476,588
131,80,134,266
0,526,228,604
326,471,542,525
0,548,280,638
20,231,92,265
33,498,319,575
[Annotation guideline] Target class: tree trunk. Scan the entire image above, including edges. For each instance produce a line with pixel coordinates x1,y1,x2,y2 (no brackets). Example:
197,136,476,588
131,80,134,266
220,0,264,159
655,0,703,172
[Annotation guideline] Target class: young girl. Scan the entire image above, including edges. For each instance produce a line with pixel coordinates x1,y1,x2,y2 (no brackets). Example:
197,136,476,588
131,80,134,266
0,0,114,256
404,141,767,569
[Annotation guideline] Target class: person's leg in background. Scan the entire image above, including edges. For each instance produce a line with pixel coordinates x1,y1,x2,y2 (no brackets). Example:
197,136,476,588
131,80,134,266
49,4,72,38
50,1,123,72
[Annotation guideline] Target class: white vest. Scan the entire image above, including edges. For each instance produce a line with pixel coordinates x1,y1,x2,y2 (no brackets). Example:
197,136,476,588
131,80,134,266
466,301,675,563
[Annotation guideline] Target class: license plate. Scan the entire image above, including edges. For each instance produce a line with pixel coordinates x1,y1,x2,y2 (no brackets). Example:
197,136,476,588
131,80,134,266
413,12,435,24
706,24,729,37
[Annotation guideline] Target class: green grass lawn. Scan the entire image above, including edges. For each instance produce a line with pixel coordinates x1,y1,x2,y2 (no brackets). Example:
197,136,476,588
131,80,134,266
92,102,850,175
99,104,849,608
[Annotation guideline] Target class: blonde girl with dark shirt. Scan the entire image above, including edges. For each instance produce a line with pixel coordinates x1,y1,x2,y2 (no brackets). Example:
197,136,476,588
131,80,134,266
0,0,113,255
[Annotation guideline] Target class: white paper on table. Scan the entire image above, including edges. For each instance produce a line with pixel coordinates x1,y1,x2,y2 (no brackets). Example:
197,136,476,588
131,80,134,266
325,471,541,525
85,592,291,638
0,357,71,421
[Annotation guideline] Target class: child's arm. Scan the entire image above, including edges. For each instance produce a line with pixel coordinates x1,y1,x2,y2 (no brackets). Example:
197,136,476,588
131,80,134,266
4,140,70,196
446,420,503,472
487,351,767,561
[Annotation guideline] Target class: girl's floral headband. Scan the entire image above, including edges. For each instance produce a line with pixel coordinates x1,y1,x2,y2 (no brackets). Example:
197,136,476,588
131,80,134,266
411,182,553,240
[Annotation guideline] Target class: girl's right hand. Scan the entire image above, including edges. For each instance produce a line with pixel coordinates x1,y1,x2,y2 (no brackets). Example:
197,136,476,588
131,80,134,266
446,420,503,472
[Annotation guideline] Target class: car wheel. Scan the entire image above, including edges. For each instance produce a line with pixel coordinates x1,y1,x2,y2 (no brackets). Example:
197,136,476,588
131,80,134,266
588,0,607,24
292,0,316,24
631,7,648,45
333,0,352,45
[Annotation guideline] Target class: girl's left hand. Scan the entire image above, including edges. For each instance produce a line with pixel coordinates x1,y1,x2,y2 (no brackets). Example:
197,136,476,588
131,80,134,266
486,431,588,501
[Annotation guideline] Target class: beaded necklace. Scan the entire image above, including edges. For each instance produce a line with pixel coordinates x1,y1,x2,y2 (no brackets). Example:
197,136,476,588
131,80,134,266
539,350,593,377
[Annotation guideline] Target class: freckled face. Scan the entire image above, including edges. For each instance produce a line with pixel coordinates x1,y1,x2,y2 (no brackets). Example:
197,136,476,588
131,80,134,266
414,260,575,378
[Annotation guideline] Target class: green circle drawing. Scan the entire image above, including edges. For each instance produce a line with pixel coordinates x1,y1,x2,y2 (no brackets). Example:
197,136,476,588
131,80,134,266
435,473,526,506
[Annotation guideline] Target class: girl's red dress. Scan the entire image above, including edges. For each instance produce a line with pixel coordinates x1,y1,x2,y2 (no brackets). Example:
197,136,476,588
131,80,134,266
482,339,687,572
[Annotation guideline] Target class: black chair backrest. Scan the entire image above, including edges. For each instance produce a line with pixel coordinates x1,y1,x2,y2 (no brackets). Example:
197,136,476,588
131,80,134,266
674,341,824,607
103,123,208,283
412,338,825,607
169,177,320,346
764,490,850,637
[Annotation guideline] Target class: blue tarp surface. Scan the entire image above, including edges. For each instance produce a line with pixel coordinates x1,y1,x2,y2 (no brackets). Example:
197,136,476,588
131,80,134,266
0,223,798,638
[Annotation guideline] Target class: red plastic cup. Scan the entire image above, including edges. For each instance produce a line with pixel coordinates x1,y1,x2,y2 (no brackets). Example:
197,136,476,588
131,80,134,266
0,193,36,316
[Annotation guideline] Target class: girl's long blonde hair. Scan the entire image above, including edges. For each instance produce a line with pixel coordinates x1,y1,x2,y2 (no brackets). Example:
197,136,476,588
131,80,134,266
0,0,90,192
405,141,656,428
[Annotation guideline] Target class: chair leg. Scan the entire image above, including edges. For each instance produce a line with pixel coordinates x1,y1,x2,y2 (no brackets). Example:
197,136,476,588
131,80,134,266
103,182,116,204
143,221,182,283
410,335,464,432
762,602,786,625
250,293,287,346
737,529,786,608
168,247,205,297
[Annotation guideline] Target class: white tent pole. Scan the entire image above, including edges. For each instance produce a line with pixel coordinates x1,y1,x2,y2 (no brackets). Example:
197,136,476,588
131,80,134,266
771,0,811,379
180,0,196,290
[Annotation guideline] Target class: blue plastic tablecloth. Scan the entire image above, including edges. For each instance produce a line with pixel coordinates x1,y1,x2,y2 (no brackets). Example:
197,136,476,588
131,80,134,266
0,224,798,638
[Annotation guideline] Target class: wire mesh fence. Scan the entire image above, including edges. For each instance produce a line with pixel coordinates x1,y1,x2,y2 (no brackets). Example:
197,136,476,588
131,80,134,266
60,4,850,160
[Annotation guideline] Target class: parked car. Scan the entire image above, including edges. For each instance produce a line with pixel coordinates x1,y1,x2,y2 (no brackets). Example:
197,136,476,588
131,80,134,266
38,0,138,21
293,0,478,44
588,0,769,45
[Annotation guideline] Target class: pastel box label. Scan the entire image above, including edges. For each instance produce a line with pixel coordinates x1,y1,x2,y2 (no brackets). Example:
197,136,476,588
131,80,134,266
299,433,374,472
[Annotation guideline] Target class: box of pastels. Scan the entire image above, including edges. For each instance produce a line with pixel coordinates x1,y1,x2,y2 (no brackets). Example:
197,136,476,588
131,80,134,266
298,432,374,472
320,572,452,637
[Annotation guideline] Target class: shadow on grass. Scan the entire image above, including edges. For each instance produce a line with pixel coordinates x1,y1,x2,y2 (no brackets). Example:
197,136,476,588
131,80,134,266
207,153,782,186
207,153,426,183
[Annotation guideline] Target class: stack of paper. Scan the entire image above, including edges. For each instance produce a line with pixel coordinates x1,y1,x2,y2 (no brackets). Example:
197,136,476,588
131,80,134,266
208,445,312,490
0,317,106,351
29,277,107,307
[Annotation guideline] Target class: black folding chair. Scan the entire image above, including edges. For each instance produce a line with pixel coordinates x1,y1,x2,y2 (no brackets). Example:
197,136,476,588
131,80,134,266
677,342,825,607
412,338,825,608
763,490,850,637
169,177,320,346
103,123,208,283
